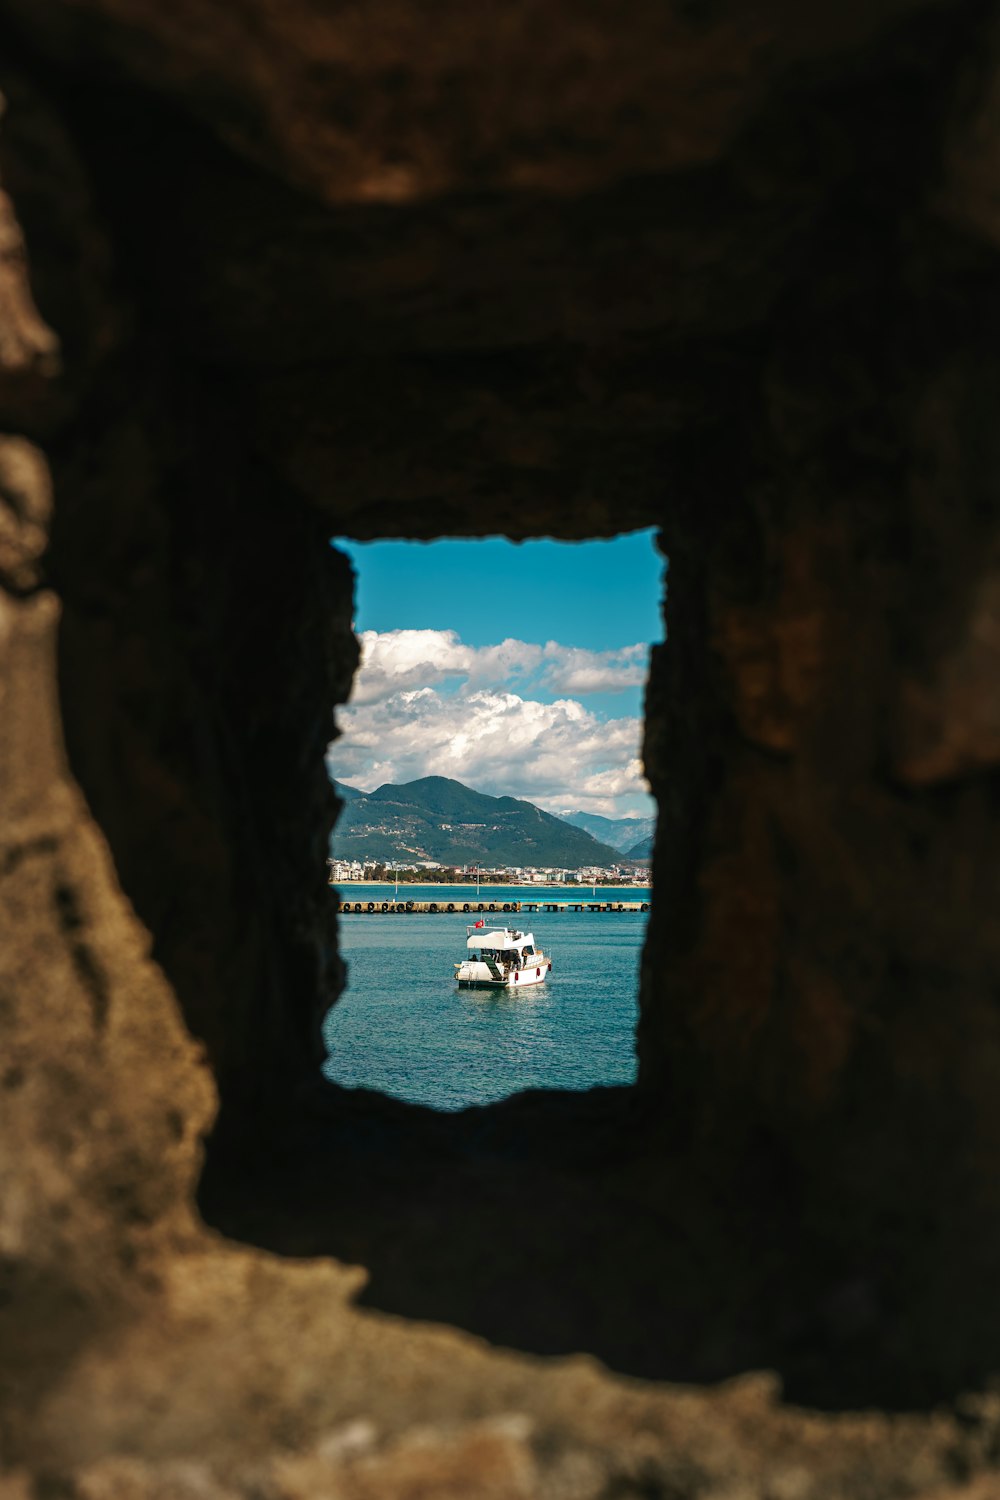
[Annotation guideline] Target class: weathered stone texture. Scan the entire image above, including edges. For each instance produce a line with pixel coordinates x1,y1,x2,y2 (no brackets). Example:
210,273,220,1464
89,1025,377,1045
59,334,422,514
0,0,937,204
0,438,50,591
3,0,1000,1495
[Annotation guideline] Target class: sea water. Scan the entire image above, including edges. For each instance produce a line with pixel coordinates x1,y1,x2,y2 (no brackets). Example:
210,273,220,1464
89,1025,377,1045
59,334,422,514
322,883,649,1111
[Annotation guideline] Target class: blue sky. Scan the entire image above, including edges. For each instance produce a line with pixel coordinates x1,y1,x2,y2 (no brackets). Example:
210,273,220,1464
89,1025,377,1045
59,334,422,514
328,531,664,818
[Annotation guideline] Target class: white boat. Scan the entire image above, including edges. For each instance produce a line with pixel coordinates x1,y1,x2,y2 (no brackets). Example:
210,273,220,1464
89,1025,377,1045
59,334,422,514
455,924,552,989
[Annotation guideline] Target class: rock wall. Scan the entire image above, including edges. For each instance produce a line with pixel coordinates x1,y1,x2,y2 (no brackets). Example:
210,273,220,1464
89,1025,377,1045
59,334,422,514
2,0,1000,1494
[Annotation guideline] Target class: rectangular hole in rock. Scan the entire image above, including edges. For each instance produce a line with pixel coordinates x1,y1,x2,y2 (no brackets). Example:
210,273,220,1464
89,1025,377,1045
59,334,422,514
323,529,665,1111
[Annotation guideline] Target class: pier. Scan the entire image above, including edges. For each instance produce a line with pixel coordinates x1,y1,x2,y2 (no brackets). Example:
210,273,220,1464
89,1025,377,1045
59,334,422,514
333,897,649,914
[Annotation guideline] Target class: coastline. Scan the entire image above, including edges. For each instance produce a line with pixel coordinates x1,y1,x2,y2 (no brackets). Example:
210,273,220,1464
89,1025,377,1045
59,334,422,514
332,880,651,891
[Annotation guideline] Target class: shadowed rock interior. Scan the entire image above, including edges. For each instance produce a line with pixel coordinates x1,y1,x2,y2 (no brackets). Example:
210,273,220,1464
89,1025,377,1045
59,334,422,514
3,2,1000,1495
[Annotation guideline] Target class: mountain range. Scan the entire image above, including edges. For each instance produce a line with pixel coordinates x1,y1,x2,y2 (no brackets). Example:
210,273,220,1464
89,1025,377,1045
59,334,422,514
558,809,655,857
331,776,634,868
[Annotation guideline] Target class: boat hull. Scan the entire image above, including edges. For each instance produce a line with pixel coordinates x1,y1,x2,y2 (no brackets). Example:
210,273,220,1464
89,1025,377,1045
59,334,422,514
457,962,551,989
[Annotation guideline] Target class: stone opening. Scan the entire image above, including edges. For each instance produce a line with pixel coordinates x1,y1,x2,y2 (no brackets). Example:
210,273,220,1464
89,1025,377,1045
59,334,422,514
321,530,660,1110
5,12,1000,1489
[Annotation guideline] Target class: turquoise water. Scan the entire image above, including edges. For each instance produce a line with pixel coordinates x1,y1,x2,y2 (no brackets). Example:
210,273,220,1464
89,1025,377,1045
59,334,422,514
322,884,649,1110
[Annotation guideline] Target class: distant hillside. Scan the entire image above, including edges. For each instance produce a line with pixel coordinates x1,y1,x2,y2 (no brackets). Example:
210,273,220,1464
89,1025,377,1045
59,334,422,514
333,780,363,801
560,809,656,853
624,836,653,861
331,776,626,868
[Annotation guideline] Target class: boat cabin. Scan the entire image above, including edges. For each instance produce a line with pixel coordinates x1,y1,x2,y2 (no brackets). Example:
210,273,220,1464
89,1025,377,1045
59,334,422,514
466,926,536,962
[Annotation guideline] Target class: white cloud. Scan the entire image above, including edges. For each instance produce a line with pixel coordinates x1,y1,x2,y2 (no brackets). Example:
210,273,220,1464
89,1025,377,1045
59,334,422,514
348,629,647,707
330,691,649,818
347,628,472,705
540,642,647,696
329,629,654,818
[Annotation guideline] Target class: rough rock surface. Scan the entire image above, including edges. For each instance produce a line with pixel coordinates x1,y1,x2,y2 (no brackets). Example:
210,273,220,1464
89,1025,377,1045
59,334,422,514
2,0,1000,1496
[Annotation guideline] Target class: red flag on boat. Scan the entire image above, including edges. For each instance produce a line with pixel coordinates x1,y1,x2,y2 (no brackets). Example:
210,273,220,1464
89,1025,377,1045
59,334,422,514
474,919,485,928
